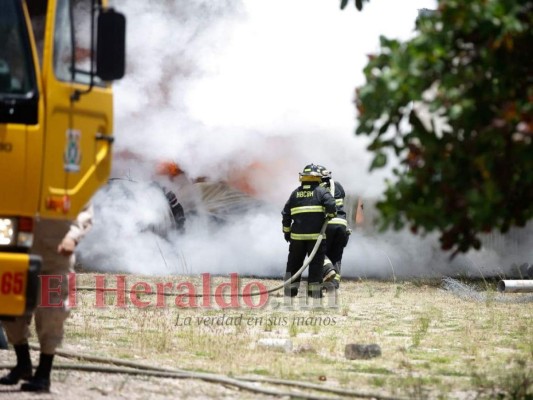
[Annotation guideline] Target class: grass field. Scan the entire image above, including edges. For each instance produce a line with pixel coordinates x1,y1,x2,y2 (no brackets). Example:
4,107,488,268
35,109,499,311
45,273,530,399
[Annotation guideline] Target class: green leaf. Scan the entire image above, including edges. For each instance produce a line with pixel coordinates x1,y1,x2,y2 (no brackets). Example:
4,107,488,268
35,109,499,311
370,153,387,170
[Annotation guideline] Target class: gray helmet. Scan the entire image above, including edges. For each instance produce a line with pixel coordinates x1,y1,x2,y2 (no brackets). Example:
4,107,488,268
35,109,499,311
317,165,332,180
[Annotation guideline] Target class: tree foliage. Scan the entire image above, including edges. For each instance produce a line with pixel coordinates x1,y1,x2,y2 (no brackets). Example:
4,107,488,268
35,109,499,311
352,0,532,254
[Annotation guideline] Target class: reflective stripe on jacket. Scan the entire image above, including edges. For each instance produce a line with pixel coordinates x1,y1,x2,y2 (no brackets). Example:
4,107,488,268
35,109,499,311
323,179,347,222
328,217,348,226
281,182,336,240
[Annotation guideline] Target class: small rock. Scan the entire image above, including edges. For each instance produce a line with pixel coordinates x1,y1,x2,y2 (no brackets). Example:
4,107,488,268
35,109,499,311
345,343,381,360
295,343,316,354
257,338,292,352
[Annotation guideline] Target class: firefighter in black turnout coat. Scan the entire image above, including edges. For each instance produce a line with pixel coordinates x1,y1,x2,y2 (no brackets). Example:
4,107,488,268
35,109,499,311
318,166,350,289
282,164,337,298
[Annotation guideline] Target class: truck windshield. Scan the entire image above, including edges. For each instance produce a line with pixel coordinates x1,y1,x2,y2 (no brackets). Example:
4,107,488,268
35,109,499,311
0,0,38,124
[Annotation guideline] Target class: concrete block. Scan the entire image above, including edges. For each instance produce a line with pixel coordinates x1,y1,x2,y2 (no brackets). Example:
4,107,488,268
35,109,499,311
257,338,293,352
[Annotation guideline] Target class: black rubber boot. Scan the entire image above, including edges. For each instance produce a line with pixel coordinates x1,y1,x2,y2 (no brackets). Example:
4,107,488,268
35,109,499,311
332,262,342,289
284,282,299,298
307,282,323,299
0,344,32,385
20,353,53,392
322,257,336,282
283,272,299,298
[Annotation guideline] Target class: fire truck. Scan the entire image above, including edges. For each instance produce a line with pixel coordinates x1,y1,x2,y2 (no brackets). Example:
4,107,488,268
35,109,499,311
0,0,125,318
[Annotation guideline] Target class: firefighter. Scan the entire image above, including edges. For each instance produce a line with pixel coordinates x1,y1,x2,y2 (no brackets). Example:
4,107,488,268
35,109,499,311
157,183,186,234
154,161,186,233
282,164,337,299
318,166,350,289
107,178,186,235
0,204,93,392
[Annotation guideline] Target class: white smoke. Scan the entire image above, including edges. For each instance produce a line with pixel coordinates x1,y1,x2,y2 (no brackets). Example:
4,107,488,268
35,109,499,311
342,225,533,279
108,0,437,199
78,0,531,279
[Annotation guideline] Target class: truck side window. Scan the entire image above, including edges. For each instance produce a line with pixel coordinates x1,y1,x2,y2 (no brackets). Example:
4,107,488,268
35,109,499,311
53,0,102,85
0,0,36,96
27,0,48,67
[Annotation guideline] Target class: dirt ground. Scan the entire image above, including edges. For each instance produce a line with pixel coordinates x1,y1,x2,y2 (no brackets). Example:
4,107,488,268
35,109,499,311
1,274,532,399
0,367,280,400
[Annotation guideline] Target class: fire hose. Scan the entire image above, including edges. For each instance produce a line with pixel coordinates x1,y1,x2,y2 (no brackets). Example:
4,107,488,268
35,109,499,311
249,218,330,296
77,220,330,298
0,343,405,400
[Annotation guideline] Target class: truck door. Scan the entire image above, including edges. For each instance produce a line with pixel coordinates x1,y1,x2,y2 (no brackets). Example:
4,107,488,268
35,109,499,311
40,0,114,219
0,0,42,218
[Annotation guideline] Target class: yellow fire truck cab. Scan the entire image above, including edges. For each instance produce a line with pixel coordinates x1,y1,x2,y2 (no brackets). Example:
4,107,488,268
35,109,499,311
0,0,125,317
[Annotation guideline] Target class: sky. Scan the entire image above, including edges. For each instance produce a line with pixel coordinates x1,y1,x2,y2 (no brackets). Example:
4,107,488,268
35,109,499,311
78,0,532,279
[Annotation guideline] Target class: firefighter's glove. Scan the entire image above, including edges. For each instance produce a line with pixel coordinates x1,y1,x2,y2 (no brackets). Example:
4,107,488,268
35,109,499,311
326,213,336,220
284,232,291,242
58,237,76,256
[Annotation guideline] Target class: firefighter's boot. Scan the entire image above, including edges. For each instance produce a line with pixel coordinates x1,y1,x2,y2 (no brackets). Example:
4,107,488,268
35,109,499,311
322,257,336,282
284,281,299,298
0,344,32,385
307,282,323,299
333,273,341,289
332,262,342,289
20,353,53,392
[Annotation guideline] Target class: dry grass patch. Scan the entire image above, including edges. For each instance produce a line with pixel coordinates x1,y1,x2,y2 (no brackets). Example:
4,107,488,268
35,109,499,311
56,273,533,398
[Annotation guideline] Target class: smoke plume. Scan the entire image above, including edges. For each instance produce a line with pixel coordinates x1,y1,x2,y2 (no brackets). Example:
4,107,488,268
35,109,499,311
78,0,532,279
